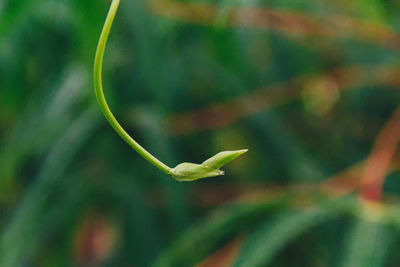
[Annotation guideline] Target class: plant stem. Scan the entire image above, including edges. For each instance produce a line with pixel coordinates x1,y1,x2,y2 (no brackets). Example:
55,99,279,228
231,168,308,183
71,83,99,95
360,107,400,202
93,0,171,174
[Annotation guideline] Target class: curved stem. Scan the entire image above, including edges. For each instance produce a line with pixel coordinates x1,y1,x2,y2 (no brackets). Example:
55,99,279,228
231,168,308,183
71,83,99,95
93,0,171,174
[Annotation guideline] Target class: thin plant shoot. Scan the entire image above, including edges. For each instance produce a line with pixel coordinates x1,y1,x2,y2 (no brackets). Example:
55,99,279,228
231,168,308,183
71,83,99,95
93,0,247,181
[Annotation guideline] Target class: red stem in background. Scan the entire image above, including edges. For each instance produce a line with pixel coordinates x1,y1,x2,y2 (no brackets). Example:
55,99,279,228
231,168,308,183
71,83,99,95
360,108,400,202
167,65,400,135
149,0,400,49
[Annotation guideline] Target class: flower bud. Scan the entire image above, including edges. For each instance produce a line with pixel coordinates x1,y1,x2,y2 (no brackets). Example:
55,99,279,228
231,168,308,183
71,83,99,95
170,149,248,181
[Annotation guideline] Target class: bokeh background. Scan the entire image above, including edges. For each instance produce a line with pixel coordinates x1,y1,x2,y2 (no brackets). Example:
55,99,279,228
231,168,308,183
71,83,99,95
1,0,400,266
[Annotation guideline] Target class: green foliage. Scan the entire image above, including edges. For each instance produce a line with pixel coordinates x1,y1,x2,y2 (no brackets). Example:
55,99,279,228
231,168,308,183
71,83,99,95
338,219,394,267
152,194,291,267
234,209,330,267
0,0,400,266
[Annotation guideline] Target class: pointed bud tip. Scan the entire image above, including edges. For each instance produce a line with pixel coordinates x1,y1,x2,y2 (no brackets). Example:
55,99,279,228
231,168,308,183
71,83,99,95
227,149,248,157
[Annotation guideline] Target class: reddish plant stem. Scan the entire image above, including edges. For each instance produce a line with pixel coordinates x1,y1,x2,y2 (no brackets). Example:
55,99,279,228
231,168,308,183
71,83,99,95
360,108,400,202
149,0,400,49
167,65,400,135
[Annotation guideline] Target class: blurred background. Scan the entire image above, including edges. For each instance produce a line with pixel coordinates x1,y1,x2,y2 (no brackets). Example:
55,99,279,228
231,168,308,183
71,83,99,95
1,0,400,266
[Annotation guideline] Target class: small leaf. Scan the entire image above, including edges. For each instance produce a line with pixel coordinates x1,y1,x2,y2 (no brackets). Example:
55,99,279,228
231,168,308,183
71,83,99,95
170,149,247,181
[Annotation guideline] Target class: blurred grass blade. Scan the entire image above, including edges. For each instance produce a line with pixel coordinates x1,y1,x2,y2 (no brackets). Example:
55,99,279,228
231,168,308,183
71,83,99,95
233,209,326,267
0,0,38,40
233,196,353,267
338,219,394,267
0,65,88,194
0,108,100,266
151,195,290,267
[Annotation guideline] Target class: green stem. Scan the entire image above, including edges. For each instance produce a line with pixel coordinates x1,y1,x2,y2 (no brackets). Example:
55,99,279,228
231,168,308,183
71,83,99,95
93,0,171,174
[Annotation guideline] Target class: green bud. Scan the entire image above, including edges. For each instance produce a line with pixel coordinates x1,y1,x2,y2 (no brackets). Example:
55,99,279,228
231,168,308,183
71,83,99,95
170,149,248,181
169,163,224,181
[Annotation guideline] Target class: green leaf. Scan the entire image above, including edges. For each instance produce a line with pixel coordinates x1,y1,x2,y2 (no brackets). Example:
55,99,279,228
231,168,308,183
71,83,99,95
233,197,353,267
233,209,328,267
170,149,247,181
338,219,394,267
151,194,291,267
0,109,100,266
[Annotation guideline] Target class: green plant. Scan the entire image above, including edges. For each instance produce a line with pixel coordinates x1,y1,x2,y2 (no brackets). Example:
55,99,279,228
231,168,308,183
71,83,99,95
93,0,247,181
